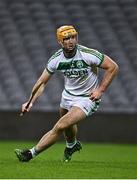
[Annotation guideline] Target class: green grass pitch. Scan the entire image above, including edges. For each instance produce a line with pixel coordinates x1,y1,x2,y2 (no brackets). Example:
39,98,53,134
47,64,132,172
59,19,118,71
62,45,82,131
0,141,137,179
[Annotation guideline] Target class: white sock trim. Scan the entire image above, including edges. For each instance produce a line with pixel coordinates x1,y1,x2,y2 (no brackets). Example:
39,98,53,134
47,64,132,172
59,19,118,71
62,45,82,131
30,147,38,158
66,139,77,148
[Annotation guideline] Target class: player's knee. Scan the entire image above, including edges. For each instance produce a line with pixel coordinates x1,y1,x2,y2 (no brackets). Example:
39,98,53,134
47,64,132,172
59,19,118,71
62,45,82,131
53,122,67,133
53,114,71,133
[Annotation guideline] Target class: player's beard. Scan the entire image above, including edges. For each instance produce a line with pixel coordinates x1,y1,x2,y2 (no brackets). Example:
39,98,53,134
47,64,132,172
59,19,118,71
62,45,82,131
63,44,77,58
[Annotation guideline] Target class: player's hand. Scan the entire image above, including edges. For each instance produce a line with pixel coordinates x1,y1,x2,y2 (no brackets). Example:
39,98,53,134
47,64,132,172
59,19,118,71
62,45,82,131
21,101,33,113
89,88,103,101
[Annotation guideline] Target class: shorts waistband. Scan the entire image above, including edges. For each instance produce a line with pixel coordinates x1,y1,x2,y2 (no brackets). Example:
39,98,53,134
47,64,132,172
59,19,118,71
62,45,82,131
64,88,90,97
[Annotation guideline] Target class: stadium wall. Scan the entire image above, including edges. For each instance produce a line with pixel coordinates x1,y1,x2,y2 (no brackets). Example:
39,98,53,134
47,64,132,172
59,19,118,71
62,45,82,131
0,111,137,143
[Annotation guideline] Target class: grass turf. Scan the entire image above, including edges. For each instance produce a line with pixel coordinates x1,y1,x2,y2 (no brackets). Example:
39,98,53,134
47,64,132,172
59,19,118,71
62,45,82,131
0,141,137,179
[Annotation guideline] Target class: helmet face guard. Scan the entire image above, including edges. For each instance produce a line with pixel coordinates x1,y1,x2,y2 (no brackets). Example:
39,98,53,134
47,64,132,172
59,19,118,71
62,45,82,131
57,25,78,43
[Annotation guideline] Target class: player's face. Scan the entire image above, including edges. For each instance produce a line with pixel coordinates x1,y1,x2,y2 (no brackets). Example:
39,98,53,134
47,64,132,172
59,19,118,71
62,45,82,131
62,35,77,52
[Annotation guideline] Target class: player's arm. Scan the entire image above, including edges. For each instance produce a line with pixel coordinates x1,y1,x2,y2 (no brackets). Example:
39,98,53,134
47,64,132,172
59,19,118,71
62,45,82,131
22,69,52,113
90,55,119,101
29,69,52,104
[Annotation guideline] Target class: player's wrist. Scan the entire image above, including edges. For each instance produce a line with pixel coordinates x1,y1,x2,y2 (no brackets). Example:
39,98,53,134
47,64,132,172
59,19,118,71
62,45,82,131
98,86,105,94
29,102,33,107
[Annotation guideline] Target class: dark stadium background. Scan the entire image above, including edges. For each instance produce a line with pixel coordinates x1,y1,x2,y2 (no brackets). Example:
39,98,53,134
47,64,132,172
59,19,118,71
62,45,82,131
0,0,137,143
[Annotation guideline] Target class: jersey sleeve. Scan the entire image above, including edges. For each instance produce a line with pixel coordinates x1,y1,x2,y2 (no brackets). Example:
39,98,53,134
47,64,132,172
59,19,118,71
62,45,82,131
83,48,104,67
46,57,57,74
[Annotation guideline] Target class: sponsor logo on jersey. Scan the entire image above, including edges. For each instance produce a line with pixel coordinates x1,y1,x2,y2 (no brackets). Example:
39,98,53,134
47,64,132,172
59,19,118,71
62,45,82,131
64,69,88,78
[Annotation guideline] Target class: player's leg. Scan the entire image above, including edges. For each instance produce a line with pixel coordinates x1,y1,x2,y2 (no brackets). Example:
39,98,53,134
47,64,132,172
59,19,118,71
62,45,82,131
36,106,86,151
62,124,83,162
15,106,86,162
60,107,81,161
64,125,77,143
59,107,77,144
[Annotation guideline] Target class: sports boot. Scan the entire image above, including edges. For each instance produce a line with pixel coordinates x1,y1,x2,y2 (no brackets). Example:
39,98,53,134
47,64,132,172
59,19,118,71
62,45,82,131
14,149,32,162
63,141,82,162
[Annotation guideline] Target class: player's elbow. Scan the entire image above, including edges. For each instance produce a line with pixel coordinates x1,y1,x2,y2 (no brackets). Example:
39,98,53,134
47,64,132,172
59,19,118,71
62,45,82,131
112,62,119,75
101,55,119,75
